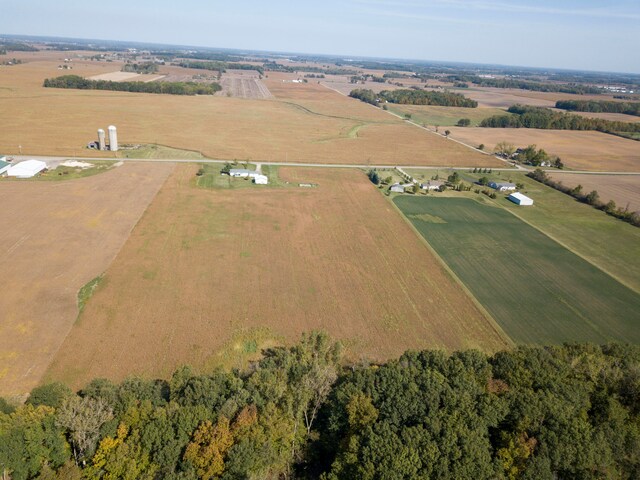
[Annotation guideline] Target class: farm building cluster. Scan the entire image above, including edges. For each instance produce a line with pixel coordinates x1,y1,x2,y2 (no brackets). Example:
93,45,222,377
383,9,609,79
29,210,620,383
228,168,268,185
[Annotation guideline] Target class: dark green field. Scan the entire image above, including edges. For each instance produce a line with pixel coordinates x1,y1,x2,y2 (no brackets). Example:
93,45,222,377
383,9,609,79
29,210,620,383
394,196,640,344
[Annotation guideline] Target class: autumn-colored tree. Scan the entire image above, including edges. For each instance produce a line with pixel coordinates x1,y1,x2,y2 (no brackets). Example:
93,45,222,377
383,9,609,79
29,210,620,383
184,416,234,479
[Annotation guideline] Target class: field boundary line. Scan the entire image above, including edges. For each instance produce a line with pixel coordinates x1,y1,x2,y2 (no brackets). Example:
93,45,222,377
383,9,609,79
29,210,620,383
483,195,640,295
384,191,515,349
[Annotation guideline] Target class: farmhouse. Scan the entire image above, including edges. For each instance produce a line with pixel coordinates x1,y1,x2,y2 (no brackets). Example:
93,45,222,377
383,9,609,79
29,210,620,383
489,181,516,191
7,160,47,178
508,192,534,206
229,168,262,179
253,174,268,185
0,159,11,176
390,183,405,193
421,180,444,191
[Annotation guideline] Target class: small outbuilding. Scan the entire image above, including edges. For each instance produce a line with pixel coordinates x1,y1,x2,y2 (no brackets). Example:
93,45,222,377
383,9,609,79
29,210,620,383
253,174,268,185
508,192,534,206
390,183,405,193
7,160,47,178
489,181,516,191
0,160,11,176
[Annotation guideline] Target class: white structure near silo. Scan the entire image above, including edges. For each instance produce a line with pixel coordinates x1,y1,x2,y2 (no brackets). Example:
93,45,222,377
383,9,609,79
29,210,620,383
7,159,48,178
508,192,534,206
97,129,106,151
108,125,118,151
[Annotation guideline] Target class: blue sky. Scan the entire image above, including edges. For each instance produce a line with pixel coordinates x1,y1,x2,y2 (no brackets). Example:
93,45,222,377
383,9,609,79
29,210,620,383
2,0,639,73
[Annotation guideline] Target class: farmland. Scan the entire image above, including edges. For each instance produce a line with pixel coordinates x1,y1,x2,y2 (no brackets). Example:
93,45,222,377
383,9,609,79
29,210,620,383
45,165,510,389
394,196,640,344
0,162,174,398
548,173,640,213
0,52,499,167
406,168,640,292
387,104,511,127
445,127,640,171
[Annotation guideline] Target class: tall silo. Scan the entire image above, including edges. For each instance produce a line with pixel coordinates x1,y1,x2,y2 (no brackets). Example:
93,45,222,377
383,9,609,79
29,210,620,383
108,125,118,151
97,128,106,151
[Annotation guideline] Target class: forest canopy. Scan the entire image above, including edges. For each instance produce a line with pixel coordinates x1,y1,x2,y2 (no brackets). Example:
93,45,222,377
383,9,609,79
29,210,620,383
350,88,478,107
1,333,639,479
43,75,221,96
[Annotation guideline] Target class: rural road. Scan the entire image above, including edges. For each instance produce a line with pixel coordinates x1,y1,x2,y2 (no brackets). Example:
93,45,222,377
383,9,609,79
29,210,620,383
7,155,640,176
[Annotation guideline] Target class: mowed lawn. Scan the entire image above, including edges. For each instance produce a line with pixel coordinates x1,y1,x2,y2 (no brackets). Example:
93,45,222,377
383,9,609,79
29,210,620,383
394,196,640,344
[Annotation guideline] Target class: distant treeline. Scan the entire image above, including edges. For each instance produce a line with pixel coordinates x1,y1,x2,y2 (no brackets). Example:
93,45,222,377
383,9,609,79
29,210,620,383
1,337,639,479
0,41,38,52
262,61,359,76
43,75,221,95
446,75,603,95
350,88,477,107
528,168,640,226
178,61,264,75
122,62,159,74
480,104,640,138
556,100,640,117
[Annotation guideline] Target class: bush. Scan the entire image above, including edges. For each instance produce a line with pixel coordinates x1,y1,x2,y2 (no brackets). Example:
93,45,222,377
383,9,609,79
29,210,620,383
456,118,471,127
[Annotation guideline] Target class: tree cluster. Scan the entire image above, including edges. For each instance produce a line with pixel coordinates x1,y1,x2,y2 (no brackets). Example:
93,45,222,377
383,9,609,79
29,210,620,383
528,169,640,227
446,75,603,95
43,75,221,96
349,88,477,108
555,100,640,117
178,61,264,75
0,340,639,478
122,62,159,74
480,105,640,138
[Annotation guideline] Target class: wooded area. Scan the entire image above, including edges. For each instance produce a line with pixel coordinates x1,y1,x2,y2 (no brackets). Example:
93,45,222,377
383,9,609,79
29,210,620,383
43,75,221,96
2,334,639,479
555,100,640,117
480,105,640,138
349,88,478,107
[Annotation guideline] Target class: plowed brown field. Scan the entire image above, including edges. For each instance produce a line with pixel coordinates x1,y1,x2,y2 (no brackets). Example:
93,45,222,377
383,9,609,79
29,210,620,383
0,162,174,398
46,165,510,389
0,52,500,167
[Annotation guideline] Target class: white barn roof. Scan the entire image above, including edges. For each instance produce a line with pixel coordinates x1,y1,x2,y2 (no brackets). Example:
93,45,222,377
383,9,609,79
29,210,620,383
7,160,47,178
508,192,533,205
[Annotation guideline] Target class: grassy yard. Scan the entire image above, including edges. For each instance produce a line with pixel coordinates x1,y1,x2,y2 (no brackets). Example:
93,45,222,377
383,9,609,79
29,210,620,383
194,163,286,189
394,196,640,345
119,144,207,159
387,105,511,127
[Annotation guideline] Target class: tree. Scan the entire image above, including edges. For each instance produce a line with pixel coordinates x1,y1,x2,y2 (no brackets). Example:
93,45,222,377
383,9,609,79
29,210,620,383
456,118,471,127
367,169,380,185
56,397,114,463
447,172,460,184
495,141,516,158
478,144,485,150
478,176,489,186
412,183,420,194
444,129,451,137
571,184,583,196
27,383,73,409
553,157,564,169
585,190,600,205
184,417,234,479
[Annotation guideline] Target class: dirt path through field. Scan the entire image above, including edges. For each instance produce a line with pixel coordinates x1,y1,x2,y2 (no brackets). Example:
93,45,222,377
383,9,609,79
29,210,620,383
0,163,174,398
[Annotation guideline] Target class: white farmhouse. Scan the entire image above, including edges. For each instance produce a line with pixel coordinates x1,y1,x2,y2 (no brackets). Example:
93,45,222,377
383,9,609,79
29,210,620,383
508,192,534,206
489,181,517,191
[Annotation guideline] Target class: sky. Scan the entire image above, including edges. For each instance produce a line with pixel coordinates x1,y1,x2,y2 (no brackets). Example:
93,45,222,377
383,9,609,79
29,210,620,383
2,0,639,73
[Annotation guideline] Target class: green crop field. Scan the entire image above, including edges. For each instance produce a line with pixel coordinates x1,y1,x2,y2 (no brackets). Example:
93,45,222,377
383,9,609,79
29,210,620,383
387,105,511,127
394,196,640,344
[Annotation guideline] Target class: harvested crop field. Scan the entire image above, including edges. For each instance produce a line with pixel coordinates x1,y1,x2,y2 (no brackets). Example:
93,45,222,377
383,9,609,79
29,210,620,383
394,196,640,345
387,105,511,127
445,127,640,171
217,75,272,99
46,165,510,389
455,87,622,109
88,71,164,83
548,173,640,213
0,59,500,167
0,162,174,398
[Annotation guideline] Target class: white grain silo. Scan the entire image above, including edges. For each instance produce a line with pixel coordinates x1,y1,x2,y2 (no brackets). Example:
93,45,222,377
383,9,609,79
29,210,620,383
108,125,118,151
97,128,106,151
